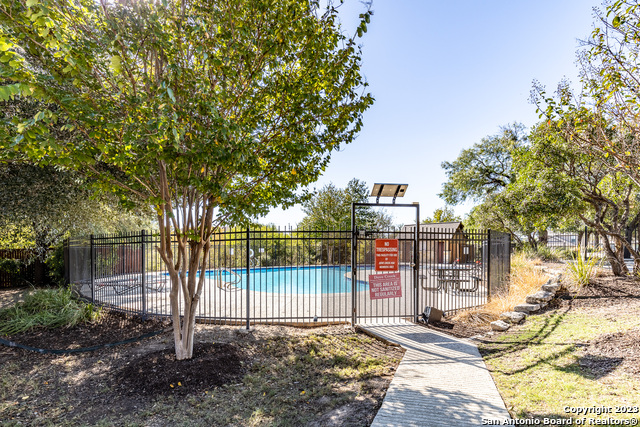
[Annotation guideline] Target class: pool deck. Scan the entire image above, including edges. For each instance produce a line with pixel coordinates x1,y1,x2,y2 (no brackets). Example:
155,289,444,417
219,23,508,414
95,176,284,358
76,264,489,323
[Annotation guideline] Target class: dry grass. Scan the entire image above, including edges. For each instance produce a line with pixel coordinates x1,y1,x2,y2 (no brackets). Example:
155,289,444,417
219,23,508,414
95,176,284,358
452,252,551,324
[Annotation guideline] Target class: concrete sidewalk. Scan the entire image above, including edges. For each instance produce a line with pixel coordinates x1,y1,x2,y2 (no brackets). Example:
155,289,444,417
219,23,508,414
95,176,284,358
362,320,511,427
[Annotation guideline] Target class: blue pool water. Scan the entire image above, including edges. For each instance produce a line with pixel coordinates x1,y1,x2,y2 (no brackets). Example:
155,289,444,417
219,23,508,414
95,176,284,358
205,266,368,294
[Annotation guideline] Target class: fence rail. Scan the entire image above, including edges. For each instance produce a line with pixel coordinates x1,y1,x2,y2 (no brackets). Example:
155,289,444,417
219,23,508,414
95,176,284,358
66,227,511,325
545,227,640,260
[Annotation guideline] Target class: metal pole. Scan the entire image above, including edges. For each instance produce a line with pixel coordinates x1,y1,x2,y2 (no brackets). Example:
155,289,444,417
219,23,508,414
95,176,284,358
245,227,251,330
351,202,357,326
487,229,492,301
584,225,588,261
414,204,420,323
90,234,95,304
63,238,69,286
507,233,512,276
141,230,147,320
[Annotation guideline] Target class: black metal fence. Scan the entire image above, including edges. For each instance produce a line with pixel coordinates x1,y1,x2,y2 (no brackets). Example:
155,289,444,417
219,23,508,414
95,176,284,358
545,227,640,260
65,227,511,325
0,249,49,288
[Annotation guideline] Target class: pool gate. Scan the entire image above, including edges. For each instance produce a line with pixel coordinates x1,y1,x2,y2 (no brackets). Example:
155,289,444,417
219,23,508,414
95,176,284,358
65,227,511,326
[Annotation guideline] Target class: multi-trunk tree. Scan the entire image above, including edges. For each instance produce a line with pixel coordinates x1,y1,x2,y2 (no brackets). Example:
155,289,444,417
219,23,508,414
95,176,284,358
0,0,374,359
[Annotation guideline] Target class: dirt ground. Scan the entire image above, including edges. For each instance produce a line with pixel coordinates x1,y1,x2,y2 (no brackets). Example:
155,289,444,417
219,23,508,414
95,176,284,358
1,269,638,425
0,306,404,426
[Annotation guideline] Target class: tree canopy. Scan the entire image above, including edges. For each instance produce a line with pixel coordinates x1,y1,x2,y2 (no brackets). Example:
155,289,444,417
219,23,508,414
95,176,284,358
439,123,525,205
0,0,374,359
422,206,460,224
298,178,393,231
0,162,153,256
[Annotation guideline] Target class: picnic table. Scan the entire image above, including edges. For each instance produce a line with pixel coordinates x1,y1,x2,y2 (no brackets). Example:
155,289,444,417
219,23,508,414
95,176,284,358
424,264,482,293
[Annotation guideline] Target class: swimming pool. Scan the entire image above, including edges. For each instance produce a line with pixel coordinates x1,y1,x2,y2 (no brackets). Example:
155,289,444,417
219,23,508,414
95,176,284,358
206,266,368,294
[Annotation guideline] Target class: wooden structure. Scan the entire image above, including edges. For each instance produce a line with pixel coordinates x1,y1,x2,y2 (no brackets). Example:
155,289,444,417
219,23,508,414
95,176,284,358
401,222,476,264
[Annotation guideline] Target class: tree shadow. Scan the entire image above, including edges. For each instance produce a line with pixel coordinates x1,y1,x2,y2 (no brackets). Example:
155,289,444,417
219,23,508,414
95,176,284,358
559,354,624,380
479,305,573,363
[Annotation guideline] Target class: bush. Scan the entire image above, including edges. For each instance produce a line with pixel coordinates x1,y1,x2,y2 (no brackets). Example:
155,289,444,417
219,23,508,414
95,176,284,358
45,242,66,286
518,245,561,262
566,253,602,290
0,287,101,336
0,258,22,275
555,248,580,261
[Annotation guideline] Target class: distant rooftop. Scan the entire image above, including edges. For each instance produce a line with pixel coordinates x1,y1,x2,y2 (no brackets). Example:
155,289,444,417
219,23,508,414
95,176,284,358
402,222,463,232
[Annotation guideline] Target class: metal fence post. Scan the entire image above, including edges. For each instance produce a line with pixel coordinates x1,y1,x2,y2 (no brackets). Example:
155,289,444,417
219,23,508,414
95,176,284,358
141,230,147,320
245,227,251,330
351,202,357,326
584,226,588,261
90,234,95,304
414,204,419,323
487,229,491,301
63,238,69,286
507,233,512,276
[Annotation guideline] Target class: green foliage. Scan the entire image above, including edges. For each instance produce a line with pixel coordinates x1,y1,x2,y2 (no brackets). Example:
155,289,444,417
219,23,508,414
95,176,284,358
45,241,65,286
566,253,602,289
0,258,22,275
0,0,373,226
440,123,525,205
299,179,392,230
0,163,153,257
438,123,560,245
0,0,374,358
422,206,460,224
0,287,101,336
518,245,561,262
555,248,580,261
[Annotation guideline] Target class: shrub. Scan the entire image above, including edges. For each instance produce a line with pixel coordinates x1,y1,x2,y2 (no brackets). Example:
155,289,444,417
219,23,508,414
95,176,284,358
0,258,22,275
45,242,66,286
566,253,601,290
555,248,580,261
0,287,101,336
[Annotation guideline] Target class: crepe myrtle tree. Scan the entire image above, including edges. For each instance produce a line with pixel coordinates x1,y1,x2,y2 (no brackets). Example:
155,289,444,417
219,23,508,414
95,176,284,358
0,0,374,359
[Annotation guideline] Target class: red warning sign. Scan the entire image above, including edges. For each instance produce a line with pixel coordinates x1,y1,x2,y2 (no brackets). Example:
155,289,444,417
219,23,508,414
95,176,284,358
375,239,399,271
369,272,402,299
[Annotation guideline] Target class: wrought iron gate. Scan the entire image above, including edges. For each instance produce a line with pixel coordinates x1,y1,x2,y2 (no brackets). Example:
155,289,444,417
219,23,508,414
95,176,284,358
351,228,419,324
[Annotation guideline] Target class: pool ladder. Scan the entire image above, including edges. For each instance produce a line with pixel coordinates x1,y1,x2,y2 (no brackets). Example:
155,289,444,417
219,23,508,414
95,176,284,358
216,268,242,291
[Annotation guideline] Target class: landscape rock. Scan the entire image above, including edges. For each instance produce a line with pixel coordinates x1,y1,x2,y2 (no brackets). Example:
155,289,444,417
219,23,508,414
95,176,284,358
490,320,511,331
500,311,526,324
526,291,555,304
514,303,541,313
542,282,560,293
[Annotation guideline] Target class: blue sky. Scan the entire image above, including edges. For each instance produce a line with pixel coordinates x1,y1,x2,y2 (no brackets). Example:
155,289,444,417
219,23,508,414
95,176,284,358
260,0,603,228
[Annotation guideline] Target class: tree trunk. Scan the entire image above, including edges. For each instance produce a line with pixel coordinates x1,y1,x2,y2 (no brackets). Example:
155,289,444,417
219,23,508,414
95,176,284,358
601,233,629,276
537,229,548,247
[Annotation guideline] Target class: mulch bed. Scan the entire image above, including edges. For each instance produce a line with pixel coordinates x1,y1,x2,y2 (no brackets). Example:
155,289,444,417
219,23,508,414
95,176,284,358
115,342,246,396
0,307,401,426
3,310,171,350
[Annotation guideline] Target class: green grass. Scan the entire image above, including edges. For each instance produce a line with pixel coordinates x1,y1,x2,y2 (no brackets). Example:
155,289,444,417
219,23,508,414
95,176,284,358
479,309,640,423
0,287,101,336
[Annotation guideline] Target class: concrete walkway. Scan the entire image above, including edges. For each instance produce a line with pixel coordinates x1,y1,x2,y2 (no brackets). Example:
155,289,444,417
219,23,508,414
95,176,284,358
362,319,511,427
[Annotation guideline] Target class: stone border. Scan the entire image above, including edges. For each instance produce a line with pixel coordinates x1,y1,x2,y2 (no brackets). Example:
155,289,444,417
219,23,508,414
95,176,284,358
489,270,563,332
